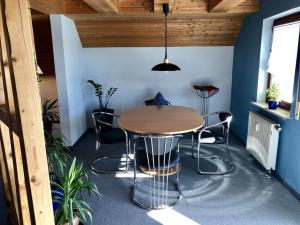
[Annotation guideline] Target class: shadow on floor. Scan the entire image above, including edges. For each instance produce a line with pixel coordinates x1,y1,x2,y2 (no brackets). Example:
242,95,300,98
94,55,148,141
70,129,300,225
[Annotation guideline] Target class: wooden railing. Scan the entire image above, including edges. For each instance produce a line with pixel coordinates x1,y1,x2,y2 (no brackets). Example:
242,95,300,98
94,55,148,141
0,0,55,224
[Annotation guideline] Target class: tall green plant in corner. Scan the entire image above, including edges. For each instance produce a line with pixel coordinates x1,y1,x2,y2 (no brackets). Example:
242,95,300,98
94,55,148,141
87,80,117,110
104,87,118,109
52,158,100,225
87,80,103,109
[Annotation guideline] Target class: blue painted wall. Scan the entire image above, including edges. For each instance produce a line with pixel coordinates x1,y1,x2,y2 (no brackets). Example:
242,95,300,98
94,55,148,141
231,0,300,195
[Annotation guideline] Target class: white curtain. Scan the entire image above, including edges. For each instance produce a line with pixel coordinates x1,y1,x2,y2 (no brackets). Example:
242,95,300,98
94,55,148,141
267,23,300,102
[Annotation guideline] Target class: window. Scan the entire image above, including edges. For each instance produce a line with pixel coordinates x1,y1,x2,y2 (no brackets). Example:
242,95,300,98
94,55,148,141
267,13,300,110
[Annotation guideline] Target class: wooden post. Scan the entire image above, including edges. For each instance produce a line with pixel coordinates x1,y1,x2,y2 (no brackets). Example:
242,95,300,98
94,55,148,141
0,0,55,224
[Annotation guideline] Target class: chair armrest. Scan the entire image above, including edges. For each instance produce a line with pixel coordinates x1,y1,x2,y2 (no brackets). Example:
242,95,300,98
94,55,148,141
202,112,220,118
96,111,120,117
95,120,117,128
202,121,226,131
195,120,228,140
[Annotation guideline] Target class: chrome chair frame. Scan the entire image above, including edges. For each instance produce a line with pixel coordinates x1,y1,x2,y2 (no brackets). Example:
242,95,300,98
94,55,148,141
191,112,234,175
131,134,182,210
91,111,130,174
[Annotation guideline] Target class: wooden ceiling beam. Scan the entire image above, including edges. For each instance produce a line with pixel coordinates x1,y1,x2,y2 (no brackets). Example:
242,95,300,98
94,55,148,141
154,0,177,14
29,0,63,14
208,0,246,13
30,0,259,15
29,0,95,14
82,0,119,14
80,37,237,47
74,14,243,47
68,13,245,21
30,0,259,47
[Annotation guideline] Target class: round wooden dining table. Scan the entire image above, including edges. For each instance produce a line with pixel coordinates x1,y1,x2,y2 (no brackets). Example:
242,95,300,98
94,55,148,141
118,105,204,135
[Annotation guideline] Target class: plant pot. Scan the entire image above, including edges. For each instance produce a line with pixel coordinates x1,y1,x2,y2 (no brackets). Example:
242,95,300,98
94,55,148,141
52,186,63,212
44,120,53,134
63,216,80,225
268,101,279,110
93,107,114,114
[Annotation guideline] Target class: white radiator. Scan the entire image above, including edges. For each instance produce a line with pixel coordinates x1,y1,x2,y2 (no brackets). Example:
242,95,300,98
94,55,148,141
246,112,281,171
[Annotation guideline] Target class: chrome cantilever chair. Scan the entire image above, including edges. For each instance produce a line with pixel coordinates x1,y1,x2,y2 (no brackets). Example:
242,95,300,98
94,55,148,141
191,112,234,175
91,111,130,174
131,135,182,210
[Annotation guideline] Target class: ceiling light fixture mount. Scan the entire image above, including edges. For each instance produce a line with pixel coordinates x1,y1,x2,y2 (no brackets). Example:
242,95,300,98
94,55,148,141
151,3,181,71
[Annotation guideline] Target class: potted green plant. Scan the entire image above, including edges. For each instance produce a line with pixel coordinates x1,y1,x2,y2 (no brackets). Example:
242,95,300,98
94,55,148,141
266,84,280,109
42,98,59,134
45,131,70,179
87,80,118,113
52,158,100,225
44,131,71,216
87,80,118,128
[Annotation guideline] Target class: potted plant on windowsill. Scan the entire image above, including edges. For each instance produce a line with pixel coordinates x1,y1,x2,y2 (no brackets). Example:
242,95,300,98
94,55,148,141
52,158,100,225
266,84,280,110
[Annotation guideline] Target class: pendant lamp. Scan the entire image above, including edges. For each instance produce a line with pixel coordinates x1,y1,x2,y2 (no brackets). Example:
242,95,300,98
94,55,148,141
152,3,181,71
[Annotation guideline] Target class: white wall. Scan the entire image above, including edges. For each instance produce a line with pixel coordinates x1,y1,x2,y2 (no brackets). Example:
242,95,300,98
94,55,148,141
39,76,59,104
51,15,87,145
51,15,234,144
83,47,234,126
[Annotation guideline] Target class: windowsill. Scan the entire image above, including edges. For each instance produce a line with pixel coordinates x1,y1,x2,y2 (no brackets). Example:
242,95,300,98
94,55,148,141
251,102,291,120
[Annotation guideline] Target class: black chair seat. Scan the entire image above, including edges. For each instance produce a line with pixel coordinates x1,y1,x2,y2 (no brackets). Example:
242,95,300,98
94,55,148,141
144,99,154,105
102,128,126,144
136,149,179,169
193,127,226,145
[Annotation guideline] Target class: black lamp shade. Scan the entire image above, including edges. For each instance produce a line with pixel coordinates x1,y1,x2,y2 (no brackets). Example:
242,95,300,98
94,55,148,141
151,3,181,72
151,62,181,71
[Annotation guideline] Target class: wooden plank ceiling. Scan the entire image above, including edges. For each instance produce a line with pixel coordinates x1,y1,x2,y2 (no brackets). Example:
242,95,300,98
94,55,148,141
29,0,260,47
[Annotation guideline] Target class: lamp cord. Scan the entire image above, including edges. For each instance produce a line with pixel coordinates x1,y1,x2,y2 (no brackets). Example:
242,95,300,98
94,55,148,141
164,14,168,60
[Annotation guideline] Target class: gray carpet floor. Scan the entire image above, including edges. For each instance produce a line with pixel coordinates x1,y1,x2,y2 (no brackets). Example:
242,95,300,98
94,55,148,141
71,130,300,225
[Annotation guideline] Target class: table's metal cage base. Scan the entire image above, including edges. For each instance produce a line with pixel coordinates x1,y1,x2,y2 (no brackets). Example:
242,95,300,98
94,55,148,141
130,179,182,210
131,135,182,210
